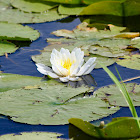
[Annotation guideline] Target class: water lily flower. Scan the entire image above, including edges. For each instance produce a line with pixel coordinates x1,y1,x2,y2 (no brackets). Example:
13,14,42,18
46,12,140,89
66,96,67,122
36,48,96,82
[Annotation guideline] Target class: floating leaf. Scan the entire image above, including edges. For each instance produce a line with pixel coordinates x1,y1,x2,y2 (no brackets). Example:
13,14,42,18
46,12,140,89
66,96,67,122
131,37,140,50
0,0,11,4
11,0,58,13
80,1,123,16
0,40,17,56
0,132,63,140
41,0,83,4
47,22,137,58
0,79,120,125
0,73,45,92
117,54,140,70
0,22,39,41
89,45,130,57
84,54,116,68
124,0,140,16
58,4,86,15
0,5,67,23
95,83,140,106
69,117,140,139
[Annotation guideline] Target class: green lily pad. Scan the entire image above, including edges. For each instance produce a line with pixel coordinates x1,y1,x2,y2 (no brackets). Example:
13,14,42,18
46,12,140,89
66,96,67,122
0,73,45,92
80,1,122,16
0,0,11,4
0,23,39,41
58,4,86,15
116,54,140,70
69,117,140,139
0,40,18,56
40,0,83,4
0,132,63,140
84,54,116,68
95,83,140,106
0,78,120,125
47,22,137,58
32,51,52,67
131,38,140,50
11,0,58,13
0,22,39,41
89,45,130,57
0,5,67,23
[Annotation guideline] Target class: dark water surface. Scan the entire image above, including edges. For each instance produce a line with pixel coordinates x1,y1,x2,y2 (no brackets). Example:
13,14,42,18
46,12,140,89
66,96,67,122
0,17,140,139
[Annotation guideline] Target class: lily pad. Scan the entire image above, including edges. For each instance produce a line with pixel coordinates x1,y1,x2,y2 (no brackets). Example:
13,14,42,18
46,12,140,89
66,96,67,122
95,83,140,106
11,0,58,13
47,22,138,58
0,5,67,23
84,54,116,68
131,37,140,50
0,40,18,56
0,132,63,140
69,117,140,139
80,1,123,16
0,0,11,4
0,22,40,41
0,73,45,92
116,54,140,70
0,79,120,125
58,4,86,15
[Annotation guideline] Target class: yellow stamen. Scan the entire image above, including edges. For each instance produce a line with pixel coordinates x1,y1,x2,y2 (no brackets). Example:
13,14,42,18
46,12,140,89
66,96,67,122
63,58,72,70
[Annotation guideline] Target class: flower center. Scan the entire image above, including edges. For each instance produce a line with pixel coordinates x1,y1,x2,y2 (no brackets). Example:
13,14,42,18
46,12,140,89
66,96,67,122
63,58,72,70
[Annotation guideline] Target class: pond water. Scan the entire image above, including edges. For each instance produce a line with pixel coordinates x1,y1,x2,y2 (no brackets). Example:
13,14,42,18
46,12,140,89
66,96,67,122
0,17,140,139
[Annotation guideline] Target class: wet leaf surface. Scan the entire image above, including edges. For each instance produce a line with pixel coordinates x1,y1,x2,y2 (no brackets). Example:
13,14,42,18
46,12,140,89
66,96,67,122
0,22,40,41
0,40,17,56
0,132,63,140
69,117,140,139
0,73,119,125
11,0,57,13
117,54,140,70
95,83,140,106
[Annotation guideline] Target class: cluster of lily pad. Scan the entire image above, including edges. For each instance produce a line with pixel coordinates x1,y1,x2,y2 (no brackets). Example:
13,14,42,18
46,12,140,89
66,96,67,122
0,0,67,57
32,22,140,70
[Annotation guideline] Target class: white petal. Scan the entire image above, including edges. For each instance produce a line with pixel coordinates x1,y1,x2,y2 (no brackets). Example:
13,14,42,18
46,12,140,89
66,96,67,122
36,63,52,72
69,77,80,81
52,65,63,76
57,65,68,76
36,63,53,75
48,71,59,78
83,63,96,75
76,57,96,76
70,59,84,76
37,67,48,75
59,77,69,82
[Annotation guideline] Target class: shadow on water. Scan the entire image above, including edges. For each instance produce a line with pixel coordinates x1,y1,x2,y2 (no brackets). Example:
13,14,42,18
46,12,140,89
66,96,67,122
78,15,140,31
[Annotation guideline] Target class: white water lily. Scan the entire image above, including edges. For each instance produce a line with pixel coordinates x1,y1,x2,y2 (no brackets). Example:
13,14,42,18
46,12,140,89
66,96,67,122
36,48,96,82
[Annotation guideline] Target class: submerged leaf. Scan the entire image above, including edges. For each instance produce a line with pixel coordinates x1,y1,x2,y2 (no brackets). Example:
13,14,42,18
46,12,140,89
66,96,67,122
95,83,140,106
117,54,140,70
0,132,63,140
0,40,17,56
